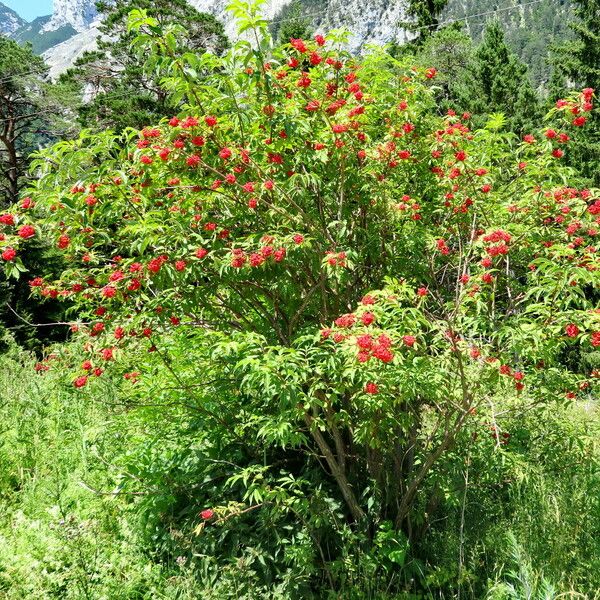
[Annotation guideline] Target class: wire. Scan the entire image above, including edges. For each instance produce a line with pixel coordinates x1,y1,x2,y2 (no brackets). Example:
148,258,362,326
256,0,548,32
0,89,151,124
0,0,554,83
0,108,57,125
425,0,548,31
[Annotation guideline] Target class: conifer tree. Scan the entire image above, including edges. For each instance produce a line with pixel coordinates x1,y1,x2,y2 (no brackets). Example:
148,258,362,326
419,22,541,134
271,0,313,44
470,21,541,133
402,0,449,43
417,25,475,108
0,37,48,205
0,36,73,348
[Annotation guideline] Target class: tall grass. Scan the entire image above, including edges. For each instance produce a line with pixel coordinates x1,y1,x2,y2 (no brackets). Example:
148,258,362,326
0,342,599,598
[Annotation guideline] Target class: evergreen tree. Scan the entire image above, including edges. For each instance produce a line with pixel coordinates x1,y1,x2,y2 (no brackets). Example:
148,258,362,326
418,25,475,107
270,0,313,44
0,37,49,205
401,0,449,43
442,0,573,87
418,22,541,134
471,21,541,133
0,36,78,204
551,0,599,184
62,0,228,133
553,0,599,89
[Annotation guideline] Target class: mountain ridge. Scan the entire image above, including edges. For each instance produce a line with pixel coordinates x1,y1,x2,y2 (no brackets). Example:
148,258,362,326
11,15,79,55
42,0,98,33
31,0,415,78
0,0,576,83
0,1,26,35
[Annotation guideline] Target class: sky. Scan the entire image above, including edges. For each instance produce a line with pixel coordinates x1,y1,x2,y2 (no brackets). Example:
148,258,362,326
3,0,53,22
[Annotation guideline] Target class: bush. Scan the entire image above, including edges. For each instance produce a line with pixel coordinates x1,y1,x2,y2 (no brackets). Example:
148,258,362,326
0,1,598,596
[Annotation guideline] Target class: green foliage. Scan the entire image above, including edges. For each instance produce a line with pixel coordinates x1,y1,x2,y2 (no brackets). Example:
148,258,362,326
1,343,600,597
0,238,70,351
418,22,541,133
0,2,599,597
473,21,541,133
416,26,476,107
0,347,169,598
60,0,229,133
550,0,600,185
0,35,76,348
270,0,314,44
0,35,80,205
553,0,600,90
443,0,574,87
5,0,599,546
402,0,450,43
422,398,600,597
0,35,48,204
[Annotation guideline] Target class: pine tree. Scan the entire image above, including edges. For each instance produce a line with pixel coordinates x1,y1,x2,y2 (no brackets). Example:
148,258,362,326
0,36,74,348
417,25,475,107
270,0,313,44
471,21,541,133
401,0,449,43
418,22,541,134
551,0,599,184
62,0,228,133
0,37,48,205
0,36,77,205
556,0,599,89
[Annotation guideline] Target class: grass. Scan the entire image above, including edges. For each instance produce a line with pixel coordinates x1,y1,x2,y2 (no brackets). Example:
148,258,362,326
0,342,599,598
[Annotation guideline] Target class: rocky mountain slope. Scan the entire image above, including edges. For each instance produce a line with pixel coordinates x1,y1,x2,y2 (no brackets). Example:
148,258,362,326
29,0,415,78
190,0,413,49
8,0,97,56
0,1,26,35
42,0,98,32
0,0,575,82
11,15,77,54
4,0,99,70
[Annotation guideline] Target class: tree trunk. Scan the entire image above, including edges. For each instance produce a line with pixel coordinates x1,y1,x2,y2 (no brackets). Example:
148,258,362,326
305,412,365,523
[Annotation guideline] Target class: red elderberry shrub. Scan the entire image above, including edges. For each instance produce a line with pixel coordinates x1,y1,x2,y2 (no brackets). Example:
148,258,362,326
361,312,375,326
200,509,215,520
17,225,35,239
403,335,416,347
73,375,88,388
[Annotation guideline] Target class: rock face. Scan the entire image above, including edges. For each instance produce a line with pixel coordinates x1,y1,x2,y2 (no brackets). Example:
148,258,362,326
0,1,26,35
190,0,412,51
36,0,412,77
0,0,571,81
191,0,292,35
11,16,77,55
42,20,102,79
41,0,98,33
6,0,97,57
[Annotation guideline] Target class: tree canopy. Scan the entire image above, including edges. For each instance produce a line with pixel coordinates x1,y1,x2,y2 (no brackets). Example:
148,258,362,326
61,0,228,133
